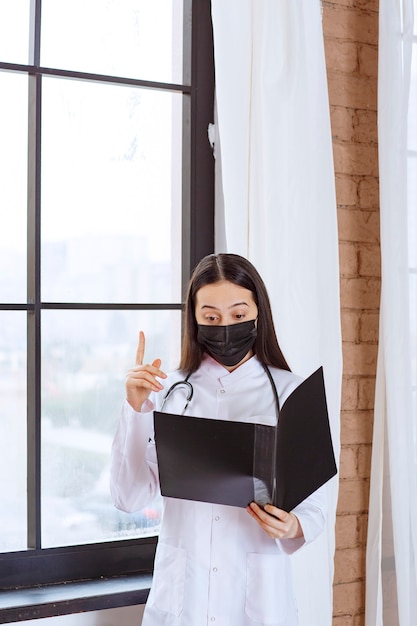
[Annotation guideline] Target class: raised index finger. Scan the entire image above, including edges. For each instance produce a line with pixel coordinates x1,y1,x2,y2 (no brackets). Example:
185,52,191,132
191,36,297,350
136,331,145,366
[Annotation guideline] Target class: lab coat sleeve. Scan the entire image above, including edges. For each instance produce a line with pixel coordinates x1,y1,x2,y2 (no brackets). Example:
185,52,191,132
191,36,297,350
277,483,328,554
110,398,160,513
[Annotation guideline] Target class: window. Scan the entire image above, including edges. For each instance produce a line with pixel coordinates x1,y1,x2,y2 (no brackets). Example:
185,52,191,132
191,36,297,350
0,0,214,587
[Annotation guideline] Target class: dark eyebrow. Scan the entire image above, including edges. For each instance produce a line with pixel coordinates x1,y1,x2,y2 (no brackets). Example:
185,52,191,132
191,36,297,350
200,302,250,310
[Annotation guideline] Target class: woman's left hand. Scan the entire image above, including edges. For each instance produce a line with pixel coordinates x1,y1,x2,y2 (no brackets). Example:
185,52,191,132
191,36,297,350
246,502,303,540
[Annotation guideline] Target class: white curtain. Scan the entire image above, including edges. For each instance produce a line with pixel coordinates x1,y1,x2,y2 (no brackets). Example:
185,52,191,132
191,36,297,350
211,2,342,625
366,1,417,625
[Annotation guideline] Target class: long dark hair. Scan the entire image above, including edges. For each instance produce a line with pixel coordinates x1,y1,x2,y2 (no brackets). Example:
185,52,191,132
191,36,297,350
179,253,291,373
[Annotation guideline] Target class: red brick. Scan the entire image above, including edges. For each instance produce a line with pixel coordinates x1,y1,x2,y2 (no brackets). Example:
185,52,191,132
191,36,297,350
358,44,378,77
331,107,356,143
357,513,369,545
323,6,378,46
355,0,379,12
333,143,379,177
337,479,370,515
337,478,369,514
353,109,378,144
340,277,381,309
358,243,381,277
323,1,378,10
340,242,359,277
338,209,380,243
336,512,369,550
325,39,359,73
341,410,374,445
332,615,365,626
357,444,372,478
327,70,377,110
336,514,360,549
359,311,379,342
339,445,358,479
335,174,358,206
358,176,379,209
323,0,354,9
341,377,359,410
358,376,377,410
343,343,378,376
333,580,366,616
334,546,366,583
341,309,360,342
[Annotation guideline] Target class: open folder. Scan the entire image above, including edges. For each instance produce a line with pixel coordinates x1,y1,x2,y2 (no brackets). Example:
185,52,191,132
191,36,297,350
153,367,337,512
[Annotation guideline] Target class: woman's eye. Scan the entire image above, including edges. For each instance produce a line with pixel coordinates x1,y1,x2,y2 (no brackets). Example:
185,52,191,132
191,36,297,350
235,313,245,320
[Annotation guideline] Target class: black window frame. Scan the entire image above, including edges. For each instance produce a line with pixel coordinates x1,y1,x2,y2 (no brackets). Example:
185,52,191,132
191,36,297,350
0,0,214,590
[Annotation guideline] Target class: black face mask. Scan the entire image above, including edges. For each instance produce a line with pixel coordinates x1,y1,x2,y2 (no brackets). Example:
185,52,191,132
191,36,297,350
197,319,257,367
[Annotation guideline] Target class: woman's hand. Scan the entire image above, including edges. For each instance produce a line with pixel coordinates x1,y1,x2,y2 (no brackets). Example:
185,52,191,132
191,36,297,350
125,331,167,411
246,502,303,540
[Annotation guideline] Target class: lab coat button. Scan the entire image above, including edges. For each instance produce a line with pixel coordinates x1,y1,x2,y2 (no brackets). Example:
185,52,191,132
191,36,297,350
212,567,218,572
214,515,220,521
219,389,225,394
210,618,215,622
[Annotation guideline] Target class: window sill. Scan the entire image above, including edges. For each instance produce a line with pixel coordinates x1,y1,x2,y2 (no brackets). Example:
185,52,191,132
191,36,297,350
0,574,151,624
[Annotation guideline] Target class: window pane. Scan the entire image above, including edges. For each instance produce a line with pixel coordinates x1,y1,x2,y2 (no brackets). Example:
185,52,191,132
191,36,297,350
41,0,185,85
0,312,27,551
0,72,27,303
41,309,181,547
41,77,183,304
0,1,30,64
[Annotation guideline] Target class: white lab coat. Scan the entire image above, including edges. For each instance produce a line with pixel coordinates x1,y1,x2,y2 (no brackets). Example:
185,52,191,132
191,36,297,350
110,355,327,626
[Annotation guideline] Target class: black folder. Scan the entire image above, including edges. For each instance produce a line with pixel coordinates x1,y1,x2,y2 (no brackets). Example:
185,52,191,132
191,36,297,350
154,367,337,511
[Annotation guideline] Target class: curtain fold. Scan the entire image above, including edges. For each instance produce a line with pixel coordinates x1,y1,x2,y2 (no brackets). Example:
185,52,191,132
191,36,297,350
211,2,342,625
366,1,417,624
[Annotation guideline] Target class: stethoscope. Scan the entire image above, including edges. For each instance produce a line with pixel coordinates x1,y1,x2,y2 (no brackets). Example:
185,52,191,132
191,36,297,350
160,373,194,415
159,365,280,417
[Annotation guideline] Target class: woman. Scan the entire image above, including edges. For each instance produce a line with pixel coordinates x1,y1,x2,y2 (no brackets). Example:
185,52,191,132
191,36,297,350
110,253,327,626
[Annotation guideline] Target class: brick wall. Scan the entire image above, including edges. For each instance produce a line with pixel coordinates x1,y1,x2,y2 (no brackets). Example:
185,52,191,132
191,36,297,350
322,1,380,624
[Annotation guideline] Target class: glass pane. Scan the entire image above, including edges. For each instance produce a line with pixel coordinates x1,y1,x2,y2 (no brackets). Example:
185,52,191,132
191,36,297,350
0,72,27,303
41,309,181,547
0,312,27,551
41,77,183,304
0,0,30,64
41,0,185,85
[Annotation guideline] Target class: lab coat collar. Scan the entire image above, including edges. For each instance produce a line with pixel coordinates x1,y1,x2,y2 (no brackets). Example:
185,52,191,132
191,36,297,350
200,353,265,388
